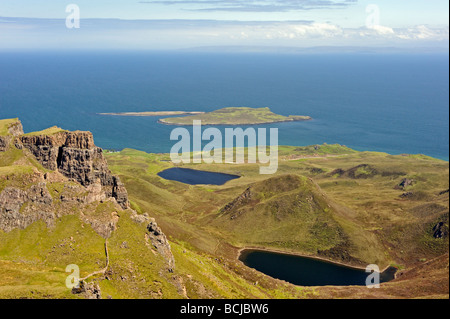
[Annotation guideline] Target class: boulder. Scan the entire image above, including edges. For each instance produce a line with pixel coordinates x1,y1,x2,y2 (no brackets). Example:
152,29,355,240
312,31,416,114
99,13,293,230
433,222,449,239
396,178,415,190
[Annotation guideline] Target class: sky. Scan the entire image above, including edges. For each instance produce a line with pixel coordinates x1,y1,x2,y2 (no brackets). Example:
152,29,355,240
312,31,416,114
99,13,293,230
0,0,448,50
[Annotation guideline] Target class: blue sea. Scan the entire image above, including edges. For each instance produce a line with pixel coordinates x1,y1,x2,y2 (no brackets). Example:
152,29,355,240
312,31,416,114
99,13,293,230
0,52,448,160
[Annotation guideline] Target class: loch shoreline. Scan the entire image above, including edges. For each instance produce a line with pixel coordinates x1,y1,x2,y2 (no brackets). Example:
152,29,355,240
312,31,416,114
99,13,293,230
236,246,395,274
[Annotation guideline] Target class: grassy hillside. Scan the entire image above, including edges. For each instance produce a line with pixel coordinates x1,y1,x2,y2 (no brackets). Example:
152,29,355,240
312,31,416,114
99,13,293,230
1,121,448,299
104,145,449,298
23,126,67,137
212,174,349,255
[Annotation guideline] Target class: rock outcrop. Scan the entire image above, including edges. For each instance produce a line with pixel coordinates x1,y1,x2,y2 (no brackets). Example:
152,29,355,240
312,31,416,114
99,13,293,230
433,222,448,239
345,164,378,179
1,120,131,234
0,183,56,232
220,187,252,220
0,137,9,152
221,187,252,214
72,281,102,299
433,213,449,239
396,178,415,190
80,210,120,239
0,119,23,151
7,120,25,137
147,219,175,272
19,130,129,209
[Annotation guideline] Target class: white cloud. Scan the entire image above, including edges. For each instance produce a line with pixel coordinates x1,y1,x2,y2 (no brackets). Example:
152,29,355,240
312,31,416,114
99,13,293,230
0,17,448,50
396,25,449,40
228,22,343,40
141,0,358,12
369,25,395,35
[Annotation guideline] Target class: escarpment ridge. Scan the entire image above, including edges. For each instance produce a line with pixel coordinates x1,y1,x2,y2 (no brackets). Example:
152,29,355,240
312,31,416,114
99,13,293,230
0,118,132,233
17,126,129,209
1,118,177,299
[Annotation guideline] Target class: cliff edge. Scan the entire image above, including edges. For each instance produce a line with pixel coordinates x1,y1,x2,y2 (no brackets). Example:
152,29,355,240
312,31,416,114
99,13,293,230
18,128,129,209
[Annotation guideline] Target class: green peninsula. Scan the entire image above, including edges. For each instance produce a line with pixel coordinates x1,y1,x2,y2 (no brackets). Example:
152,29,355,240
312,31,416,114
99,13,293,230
158,107,312,125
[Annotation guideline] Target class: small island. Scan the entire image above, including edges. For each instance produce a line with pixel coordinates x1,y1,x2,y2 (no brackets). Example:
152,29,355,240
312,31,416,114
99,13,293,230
158,107,312,125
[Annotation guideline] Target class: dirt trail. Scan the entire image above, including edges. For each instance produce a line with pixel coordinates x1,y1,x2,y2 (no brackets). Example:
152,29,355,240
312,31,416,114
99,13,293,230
80,239,109,281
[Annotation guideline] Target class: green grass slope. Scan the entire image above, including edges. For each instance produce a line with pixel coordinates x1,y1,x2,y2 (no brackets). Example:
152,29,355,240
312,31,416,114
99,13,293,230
1,120,448,299
105,144,448,298
159,107,311,125
212,174,349,256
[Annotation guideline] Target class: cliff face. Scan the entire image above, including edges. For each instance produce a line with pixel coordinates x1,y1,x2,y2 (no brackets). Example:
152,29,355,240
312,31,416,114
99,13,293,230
0,137,9,152
0,123,130,234
19,131,129,209
0,182,56,232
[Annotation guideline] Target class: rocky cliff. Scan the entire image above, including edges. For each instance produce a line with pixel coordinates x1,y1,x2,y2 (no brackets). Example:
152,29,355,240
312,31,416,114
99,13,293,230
0,120,130,234
18,130,129,209
0,182,56,232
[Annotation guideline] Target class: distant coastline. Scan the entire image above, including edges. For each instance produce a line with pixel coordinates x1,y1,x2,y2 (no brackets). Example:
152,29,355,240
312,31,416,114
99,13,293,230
98,111,205,117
